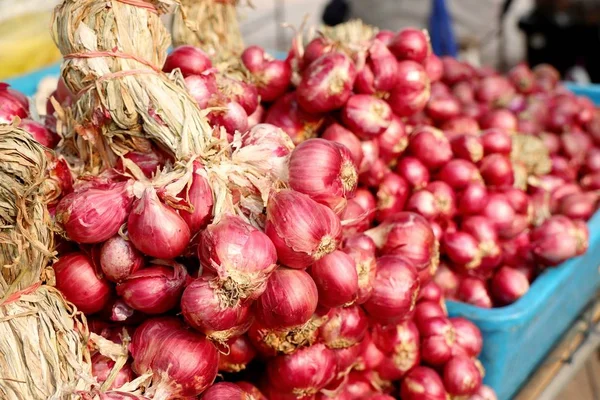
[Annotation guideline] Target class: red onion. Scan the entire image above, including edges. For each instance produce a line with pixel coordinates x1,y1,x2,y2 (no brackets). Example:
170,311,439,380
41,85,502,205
582,172,600,190
480,109,517,131
400,367,448,400
117,261,187,314
0,83,29,123
396,157,430,189
185,73,217,109
376,172,410,221
242,46,292,102
310,250,359,308
550,155,577,182
441,57,472,85
509,63,535,94
426,181,456,219
180,275,253,341
443,355,483,396
248,104,266,128
130,317,218,398
418,281,443,303
178,162,213,233
201,382,249,399
368,212,439,281
470,385,498,400
352,189,377,223
255,268,318,329
289,138,358,213
583,147,600,174
419,316,456,365
356,39,399,94
341,198,371,237
479,154,514,188
424,54,443,82
53,253,112,314
218,335,256,372
406,190,439,220
438,159,482,190
163,45,211,77
408,126,453,170
363,255,420,323
56,181,133,244
207,100,249,137
451,317,483,358
443,116,480,136
530,215,587,266
443,231,483,271
426,94,461,122
372,320,420,380
359,139,380,173
91,354,133,390
238,382,267,400
342,235,377,304
127,188,190,259
239,123,295,182
490,266,529,306
100,235,144,283
19,119,60,148
549,183,582,212
458,183,489,215
375,30,395,45
480,193,517,239
434,262,459,298
558,192,598,220
562,131,592,164
389,28,431,63
215,76,258,115
377,115,408,163
451,134,484,163
452,82,475,106
342,94,393,139
266,189,342,268
462,216,502,271
501,232,532,267
302,37,334,67
297,52,356,113
319,305,368,349
476,76,515,106
456,277,492,308
267,343,337,396
322,123,364,166
265,92,324,144
360,157,390,189
413,300,447,331
199,215,277,300
116,149,168,179
388,61,431,117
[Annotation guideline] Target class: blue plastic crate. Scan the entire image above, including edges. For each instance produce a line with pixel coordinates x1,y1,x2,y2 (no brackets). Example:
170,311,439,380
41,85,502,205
6,64,600,400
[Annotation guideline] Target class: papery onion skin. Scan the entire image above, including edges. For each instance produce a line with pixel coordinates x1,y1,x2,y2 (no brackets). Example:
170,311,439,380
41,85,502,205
267,343,337,396
341,94,393,139
399,366,447,400
218,335,257,373
54,253,113,314
265,92,324,145
91,354,134,390
443,355,483,396
319,305,369,349
181,276,253,341
297,52,356,114
199,215,277,300
128,188,191,259
179,162,213,233
56,181,134,244
363,255,420,323
310,250,359,308
342,235,377,304
130,317,219,398
451,317,483,358
20,119,60,148
289,138,358,213
255,268,319,329
247,315,322,357
201,382,248,399
100,235,144,283
265,189,342,269
116,262,187,315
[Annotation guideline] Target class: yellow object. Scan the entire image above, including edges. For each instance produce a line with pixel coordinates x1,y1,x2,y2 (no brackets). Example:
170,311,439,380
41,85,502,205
0,11,61,80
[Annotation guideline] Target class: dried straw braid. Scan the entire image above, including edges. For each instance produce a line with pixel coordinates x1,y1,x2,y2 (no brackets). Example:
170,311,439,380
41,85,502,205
0,122,53,297
172,0,245,61
0,285,93,400
51,0,215,172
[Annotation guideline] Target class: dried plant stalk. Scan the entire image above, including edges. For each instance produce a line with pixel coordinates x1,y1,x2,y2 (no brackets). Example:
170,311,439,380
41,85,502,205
511,134,551,177
51,0,215,171
0,285,92,400
172,0,244,60
0,123,53,297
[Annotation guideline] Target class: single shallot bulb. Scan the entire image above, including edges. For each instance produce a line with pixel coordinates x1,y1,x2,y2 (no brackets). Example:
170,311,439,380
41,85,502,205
53,253,113,314
470,385,498,400
372,321,420,380
396,157,430,189
425,54,444,82
163,45,212,77
408,126,453,171
255,268,319,329
0,83,29,123
20,119,60,148
451,317,483,358
456,277,493,308
297,52,356,114
342,235,377,304
178,162,213,233
442,231,482,272
479,154,514,188
438,159,482,190
322,123,364,166
130,317,218,398
388,60,431,117
91,354,134,390
239,123,295,182
310,250,359,308
458,183,489,215
530,215,587,266
265,92,324,145
389,28,431,63
181,276,253,342
376,172,410,222
199,215,277,301
319,305,369,349
419,316,456,366
378,115,409,163
185,73,217,109
356,39,399,94
400,366,447,400
265,189,342,269
127,188,191,259
443,356,483,396
201,382,249,399
116,261,187,314
491,266,529,306
451,134,484,163
100,235,144,283
56,181,134,244
289,138,358,213
267,343,337,397
341,94,393,139
242,46,292,102
218,335,257,373
363,255,420,323
413,301,447,331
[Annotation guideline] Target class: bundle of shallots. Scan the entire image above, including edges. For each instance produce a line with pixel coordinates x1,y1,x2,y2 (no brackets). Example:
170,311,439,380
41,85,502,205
171,0,245,60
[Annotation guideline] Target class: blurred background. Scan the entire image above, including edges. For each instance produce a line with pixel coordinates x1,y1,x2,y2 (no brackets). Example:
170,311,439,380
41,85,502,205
2,0,600,82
